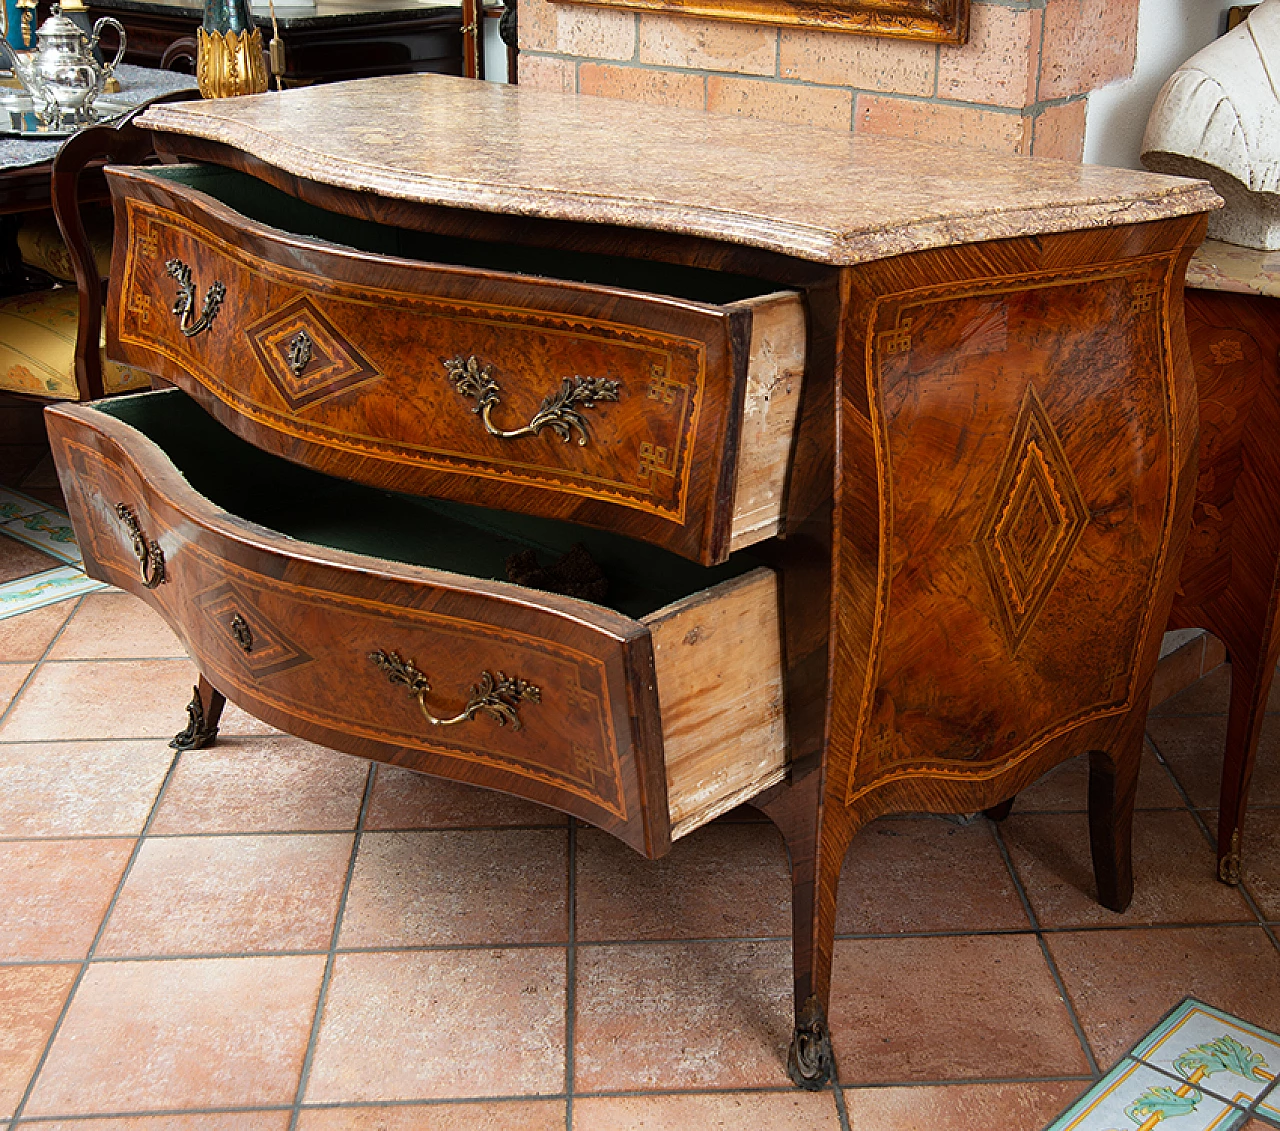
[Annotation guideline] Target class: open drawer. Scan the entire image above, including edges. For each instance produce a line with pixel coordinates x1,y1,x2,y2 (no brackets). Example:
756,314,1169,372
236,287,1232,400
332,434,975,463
45,390,789,857
105,164,807,567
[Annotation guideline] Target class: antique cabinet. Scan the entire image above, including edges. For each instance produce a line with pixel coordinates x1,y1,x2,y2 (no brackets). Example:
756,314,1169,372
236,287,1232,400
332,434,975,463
45,75,1219,1087
1171,240,1280,886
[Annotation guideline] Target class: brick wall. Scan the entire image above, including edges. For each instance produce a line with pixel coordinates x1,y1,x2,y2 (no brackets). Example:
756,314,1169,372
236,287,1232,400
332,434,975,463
519,0,1143,160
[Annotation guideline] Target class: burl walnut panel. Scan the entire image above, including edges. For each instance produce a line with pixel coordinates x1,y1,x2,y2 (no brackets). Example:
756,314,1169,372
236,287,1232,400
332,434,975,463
847,257,1173,803
107,166,775,565
46,404,675,857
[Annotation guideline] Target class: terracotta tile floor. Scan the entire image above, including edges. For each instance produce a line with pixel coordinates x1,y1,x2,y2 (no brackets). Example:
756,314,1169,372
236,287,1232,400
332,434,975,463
0,436,1277,1127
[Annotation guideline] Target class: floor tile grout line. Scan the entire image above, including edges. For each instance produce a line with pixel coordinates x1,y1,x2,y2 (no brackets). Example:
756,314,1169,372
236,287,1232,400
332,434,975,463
289,759,377,1127
0,594,86,735
990,820,1102,1078
0,823,573,842
9,1104,298,1125
8,918,1279,971
8,725,185,1124
565,817,578,1131
832,1075,853,1131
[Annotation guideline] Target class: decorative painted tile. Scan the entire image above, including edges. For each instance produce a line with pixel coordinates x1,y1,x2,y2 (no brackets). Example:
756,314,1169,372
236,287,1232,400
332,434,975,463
1044,1060,1245,1131
0,505,80,565
0,566,106,620
0,485,51,526
1134,1000,1280,1109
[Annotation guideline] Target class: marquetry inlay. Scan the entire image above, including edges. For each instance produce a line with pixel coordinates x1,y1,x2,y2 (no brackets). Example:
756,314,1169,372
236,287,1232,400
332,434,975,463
976,383,1089,653
246,295,381,411
194,580,315,678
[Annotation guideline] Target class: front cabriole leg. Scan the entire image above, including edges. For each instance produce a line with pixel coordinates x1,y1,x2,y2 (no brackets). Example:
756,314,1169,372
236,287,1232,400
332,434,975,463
171,673,226,750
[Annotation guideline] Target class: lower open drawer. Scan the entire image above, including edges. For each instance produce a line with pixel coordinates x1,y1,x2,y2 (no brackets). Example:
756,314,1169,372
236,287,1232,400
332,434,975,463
45,390,788,857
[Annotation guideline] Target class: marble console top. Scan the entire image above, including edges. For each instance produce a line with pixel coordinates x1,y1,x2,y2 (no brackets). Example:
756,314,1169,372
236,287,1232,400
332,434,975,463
138,74,1222,266
1187,239,1280,299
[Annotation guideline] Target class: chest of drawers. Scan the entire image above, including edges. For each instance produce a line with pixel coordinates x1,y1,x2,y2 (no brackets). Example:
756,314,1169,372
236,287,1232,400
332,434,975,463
45,74,1219,1087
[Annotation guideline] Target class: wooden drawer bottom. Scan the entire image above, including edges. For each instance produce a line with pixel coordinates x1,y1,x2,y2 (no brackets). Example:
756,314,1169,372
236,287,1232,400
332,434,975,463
47,390,787,856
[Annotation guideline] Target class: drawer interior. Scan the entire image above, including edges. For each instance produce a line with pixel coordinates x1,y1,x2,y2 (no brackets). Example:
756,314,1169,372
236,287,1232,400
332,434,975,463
97,389,760,620
147,164,781,306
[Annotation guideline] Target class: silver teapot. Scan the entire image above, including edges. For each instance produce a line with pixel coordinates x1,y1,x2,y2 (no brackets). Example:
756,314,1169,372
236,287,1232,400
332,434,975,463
0,4,126,127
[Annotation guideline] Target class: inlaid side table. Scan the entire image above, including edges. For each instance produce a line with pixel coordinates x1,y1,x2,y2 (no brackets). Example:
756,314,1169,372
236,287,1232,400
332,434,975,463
1171,240,1280,884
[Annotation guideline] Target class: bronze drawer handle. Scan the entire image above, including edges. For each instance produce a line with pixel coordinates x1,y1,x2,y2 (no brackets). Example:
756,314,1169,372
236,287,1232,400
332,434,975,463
166,258,226,338
115,503,166,589
445,355,621,446
369,649,541,729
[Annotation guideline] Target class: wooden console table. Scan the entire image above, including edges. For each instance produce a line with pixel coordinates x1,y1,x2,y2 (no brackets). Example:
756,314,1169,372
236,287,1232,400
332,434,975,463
81,0,466,84
46,76,1218,1086
1171,240,1280,885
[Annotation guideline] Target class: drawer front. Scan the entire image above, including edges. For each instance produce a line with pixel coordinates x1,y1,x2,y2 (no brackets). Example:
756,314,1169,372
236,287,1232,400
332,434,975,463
108,167,756,565
46,401,672,856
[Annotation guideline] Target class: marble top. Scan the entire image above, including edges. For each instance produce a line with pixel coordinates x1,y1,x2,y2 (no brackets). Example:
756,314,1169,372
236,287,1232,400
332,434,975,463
0,65,196,173
138,73,1223,266
1187,239,1280,299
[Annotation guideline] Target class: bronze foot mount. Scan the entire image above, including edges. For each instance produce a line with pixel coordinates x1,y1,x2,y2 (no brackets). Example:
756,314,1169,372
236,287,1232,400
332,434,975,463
787,995,835,1090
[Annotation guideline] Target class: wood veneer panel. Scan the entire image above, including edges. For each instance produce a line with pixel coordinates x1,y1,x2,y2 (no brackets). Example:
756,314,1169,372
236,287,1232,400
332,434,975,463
106,165,807,565
45,397,674,856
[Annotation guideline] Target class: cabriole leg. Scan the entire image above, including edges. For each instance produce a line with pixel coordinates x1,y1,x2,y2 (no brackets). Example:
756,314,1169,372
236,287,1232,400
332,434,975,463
1088,704,1146,912
171,674,226,751
1216,658,1276,884
756,772,850,1091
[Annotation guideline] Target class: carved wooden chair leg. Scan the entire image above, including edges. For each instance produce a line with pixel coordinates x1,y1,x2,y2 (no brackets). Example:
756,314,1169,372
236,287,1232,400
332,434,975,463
984,797,1015,822
1087,707,1146,913
171,674,226,750
756,771,855,1091
1215,654,1278,884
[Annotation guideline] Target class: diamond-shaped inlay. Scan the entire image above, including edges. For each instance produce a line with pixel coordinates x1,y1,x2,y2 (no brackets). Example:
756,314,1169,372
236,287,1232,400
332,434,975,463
246,294,381,410
976,384,1089,653
194,581,315,679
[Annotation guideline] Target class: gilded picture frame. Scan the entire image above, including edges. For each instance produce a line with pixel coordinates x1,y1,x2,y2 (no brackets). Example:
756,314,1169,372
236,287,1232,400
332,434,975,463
550,0,969,43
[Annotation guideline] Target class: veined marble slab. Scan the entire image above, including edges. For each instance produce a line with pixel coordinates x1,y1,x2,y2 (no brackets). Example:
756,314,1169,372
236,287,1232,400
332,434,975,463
1187,238,1280,298
137,74,1222,266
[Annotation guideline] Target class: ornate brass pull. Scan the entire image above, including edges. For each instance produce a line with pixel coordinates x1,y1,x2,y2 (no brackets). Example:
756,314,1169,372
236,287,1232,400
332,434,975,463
166,258,226,338
115,503,165,589
445,355,621,446
369,649,541,729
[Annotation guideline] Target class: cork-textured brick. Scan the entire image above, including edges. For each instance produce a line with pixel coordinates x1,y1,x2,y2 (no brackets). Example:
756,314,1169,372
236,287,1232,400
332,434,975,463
518,0,559,54
778,26,935,96
856,94,1029,154
706,76,854,130
1030,98,1087,161
580,63,707,109
1039,0,1140,100
938,3,1041,109
638,14,778,77
517,53,577,92
557,4,637,61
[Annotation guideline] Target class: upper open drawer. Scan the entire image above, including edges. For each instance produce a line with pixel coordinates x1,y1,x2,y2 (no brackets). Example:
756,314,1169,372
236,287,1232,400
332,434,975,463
106,164,806,566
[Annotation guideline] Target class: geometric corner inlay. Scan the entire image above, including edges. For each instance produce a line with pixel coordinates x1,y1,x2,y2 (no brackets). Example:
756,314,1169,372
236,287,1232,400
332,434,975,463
193,581,315,678
975,383,1089,653
246,294,381,410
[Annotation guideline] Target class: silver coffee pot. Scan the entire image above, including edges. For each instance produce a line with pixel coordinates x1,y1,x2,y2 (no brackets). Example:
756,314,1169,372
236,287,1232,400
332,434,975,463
0,4,126,127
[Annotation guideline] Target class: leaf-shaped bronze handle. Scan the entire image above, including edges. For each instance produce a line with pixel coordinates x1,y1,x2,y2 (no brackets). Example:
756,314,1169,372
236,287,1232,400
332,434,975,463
445,355,621,446
369,650,541,729
166,258,226,338
115,503,165,589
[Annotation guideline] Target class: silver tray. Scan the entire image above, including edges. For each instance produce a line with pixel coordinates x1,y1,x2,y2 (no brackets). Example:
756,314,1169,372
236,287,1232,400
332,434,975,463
0,94,135,140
